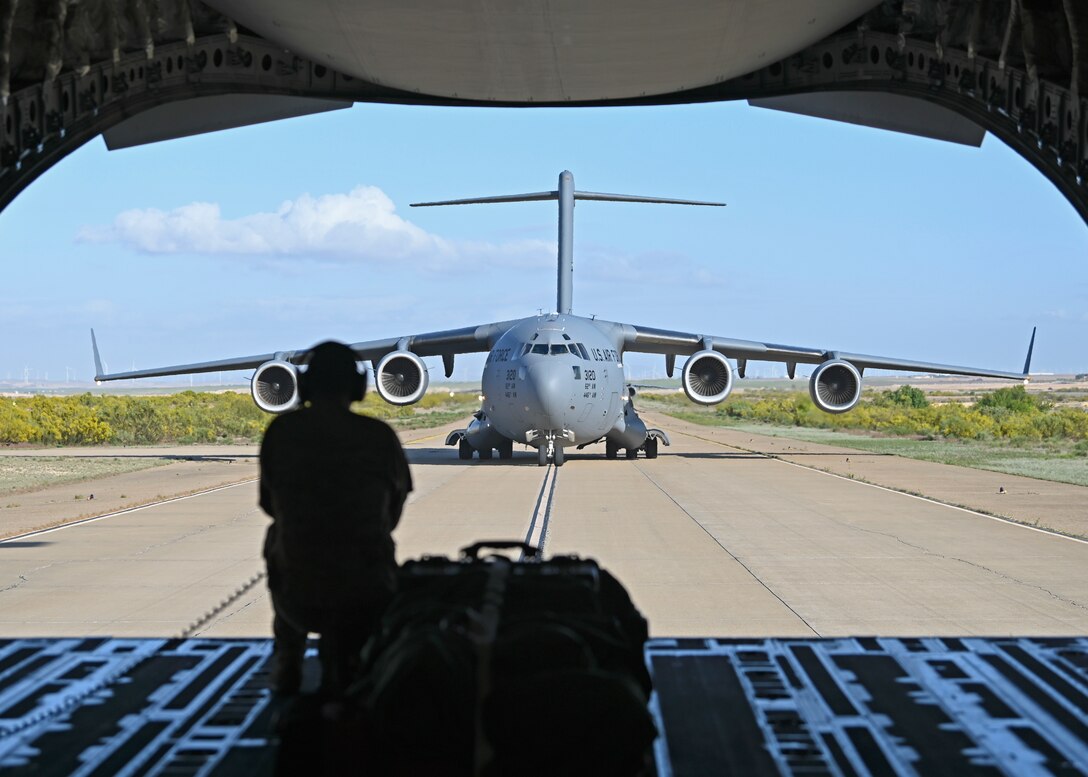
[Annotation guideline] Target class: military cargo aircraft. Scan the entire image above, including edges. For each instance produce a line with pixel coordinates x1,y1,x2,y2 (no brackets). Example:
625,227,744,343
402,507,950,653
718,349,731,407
92,171,1034,466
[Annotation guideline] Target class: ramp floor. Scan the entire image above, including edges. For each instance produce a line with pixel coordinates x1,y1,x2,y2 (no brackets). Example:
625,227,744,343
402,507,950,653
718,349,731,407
1,637,1086,775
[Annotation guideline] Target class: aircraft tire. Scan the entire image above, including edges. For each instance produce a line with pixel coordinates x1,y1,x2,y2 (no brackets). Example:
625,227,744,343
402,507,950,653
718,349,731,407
479,448,493,461
458,439,473,460
605,440,618,460
538,445,549,467
498,439,514,460
625,448,638,460
644,438,658,459
553,445,565,467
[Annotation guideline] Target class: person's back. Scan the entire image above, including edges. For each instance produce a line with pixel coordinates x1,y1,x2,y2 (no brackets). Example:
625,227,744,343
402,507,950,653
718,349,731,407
261,404,406,605
259,341,412,695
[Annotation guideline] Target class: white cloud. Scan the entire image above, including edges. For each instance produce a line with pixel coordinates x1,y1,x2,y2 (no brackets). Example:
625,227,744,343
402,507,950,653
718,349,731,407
78,186,554,270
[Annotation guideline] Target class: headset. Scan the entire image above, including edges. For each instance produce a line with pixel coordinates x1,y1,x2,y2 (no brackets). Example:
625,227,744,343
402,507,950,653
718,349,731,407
297,341,367,403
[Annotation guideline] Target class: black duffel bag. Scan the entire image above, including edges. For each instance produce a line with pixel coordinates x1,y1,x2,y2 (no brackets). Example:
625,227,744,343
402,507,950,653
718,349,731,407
351,541,656,776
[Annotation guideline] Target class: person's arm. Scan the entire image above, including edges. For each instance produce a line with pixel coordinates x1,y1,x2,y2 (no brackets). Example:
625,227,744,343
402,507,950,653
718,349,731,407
258,421,279,517
387,429,412,531
259,480,274,516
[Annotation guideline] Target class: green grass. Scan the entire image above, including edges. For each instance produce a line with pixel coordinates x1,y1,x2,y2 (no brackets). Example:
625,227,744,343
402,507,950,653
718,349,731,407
0,457,172,494
8,387,1085,487
647,404,1088,487
0,391,480,445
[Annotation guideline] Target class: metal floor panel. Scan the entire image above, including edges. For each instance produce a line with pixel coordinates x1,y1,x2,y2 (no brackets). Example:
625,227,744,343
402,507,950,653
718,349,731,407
648,638,1088,776
1,637,1086,775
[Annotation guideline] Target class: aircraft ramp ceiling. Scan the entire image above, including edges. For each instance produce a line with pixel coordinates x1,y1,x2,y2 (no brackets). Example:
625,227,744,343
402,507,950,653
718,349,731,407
0,1,1087,222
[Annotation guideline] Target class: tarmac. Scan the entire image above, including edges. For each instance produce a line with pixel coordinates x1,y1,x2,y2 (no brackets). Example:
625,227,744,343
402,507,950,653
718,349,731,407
2,415,1087,774
1,414,1086,639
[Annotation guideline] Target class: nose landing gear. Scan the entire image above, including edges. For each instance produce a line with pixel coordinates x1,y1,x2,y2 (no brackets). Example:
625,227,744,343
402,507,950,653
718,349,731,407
538,434,565,467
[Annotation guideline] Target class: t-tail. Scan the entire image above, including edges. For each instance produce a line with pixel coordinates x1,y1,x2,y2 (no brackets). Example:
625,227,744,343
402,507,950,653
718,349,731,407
412,171,725,315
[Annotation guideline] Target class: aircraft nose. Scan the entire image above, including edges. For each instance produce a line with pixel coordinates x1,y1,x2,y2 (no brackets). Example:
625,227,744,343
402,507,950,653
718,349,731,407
526,362,571,424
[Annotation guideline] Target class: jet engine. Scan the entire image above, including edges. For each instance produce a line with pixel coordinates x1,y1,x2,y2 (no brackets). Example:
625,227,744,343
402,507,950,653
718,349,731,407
682,350,734,405
376,350,429,405
251,360,300,414
809,359,862,413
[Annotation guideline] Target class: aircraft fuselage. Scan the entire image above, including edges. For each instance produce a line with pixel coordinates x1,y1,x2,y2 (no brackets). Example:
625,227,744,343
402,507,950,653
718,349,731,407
480,314,626,451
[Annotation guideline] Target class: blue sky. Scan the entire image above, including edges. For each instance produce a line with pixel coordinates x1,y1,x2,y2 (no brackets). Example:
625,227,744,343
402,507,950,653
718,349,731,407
1,99,1084,384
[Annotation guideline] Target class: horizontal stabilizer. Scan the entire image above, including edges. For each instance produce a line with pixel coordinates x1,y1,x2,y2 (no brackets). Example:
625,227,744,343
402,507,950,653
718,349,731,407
574,191,724,207
411,191,557,207
412,172,725,316
412,190,725,207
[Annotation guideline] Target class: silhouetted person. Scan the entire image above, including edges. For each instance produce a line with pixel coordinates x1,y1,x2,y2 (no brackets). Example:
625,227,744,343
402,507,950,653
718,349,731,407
260,341,412,695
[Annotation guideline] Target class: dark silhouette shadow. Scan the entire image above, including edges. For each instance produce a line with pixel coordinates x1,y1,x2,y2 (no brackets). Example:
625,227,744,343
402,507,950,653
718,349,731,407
0,541,51,548
261,341,411,699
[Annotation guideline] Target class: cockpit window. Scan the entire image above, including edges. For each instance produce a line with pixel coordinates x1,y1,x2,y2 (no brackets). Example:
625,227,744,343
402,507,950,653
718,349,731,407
550,344,569,355
522,344,532,356
576,343,590,360
531,344,549,355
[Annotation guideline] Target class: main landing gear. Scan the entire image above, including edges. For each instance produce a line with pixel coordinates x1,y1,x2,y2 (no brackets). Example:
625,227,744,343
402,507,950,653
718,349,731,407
605,435,660,460
457,436,514,461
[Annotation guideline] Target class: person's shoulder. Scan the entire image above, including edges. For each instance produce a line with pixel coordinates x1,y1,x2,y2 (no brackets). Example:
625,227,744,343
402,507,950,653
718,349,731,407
262,406,313,440
266,407,308,431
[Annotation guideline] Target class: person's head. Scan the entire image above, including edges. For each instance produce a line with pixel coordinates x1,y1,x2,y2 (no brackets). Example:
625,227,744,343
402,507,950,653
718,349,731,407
298,341,366,406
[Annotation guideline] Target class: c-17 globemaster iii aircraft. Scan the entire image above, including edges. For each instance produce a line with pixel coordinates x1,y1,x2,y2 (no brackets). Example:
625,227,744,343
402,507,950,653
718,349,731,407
91,171,1035,467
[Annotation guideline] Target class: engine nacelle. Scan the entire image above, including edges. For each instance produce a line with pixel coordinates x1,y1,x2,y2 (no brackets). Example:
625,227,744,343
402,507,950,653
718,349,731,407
809,359,862,413
376,351,429,406
682,350,734,405
252,360,300,414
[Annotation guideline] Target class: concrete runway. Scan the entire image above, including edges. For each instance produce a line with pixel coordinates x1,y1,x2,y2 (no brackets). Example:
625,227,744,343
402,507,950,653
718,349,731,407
2,417,1087,638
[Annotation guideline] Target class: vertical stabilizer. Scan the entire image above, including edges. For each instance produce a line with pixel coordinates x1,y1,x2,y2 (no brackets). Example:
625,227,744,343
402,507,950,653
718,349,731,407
557,171,575,315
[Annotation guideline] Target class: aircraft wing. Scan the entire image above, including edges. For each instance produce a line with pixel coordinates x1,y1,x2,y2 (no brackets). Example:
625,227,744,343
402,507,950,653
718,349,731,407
609,322,1034,381
91,320,520,382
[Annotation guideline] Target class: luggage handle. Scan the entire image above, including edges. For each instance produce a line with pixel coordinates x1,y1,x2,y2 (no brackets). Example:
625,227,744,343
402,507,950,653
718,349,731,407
461,540,540,560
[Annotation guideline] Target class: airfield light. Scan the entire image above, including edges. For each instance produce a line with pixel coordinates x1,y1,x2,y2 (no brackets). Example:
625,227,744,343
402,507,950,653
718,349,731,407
478,395,486,401
450,391,455,397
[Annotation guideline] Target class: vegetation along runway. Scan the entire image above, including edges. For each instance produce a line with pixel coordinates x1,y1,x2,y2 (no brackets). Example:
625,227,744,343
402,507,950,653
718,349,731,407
1,415,1086,639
